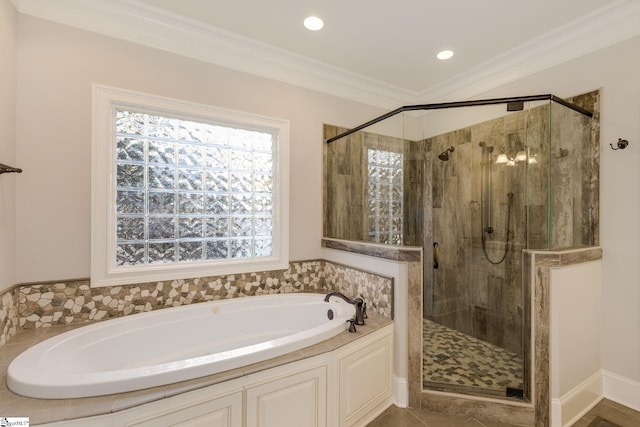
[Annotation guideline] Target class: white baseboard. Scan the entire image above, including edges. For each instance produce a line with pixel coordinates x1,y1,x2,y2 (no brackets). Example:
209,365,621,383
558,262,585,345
392,375,408,408
603,370,640,412
552,370,603,427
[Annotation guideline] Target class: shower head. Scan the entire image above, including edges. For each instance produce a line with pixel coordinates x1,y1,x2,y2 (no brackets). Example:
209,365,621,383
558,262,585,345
438,146,455,161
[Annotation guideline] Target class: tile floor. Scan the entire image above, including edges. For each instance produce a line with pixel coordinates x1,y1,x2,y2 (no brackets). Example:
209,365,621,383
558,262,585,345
367,398,640,427
423,319,523,396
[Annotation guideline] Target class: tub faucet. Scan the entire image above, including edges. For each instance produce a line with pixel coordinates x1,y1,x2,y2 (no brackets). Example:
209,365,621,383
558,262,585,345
324,291,366,326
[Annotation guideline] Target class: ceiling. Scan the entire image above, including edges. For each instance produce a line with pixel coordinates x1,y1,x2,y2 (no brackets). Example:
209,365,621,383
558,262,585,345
138,0,611,93
13,0,640,107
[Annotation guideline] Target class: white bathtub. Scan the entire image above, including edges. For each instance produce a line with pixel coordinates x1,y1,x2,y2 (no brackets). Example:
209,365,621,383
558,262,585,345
7,292,356,399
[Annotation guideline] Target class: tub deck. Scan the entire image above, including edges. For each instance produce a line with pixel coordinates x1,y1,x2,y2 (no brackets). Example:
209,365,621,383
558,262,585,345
0,311,391,425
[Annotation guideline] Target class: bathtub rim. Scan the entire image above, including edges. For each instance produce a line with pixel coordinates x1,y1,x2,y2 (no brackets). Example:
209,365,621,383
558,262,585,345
7,292,357,399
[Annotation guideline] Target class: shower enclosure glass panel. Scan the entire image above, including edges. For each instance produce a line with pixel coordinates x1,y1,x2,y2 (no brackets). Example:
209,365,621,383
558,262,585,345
323,94,596,402
549,102,597,248
418,101,550,399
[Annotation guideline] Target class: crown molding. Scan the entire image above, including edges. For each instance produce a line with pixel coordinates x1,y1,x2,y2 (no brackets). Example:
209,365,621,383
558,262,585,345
417,0,640,103
13,0,640,109
13,0,414,109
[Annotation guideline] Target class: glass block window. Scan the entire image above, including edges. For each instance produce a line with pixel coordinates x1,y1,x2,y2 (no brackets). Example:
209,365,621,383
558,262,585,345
367,149,403,245
92,85,289,287
115,110,275,266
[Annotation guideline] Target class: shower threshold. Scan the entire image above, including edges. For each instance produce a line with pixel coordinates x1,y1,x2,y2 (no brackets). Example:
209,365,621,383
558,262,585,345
422,319,524,399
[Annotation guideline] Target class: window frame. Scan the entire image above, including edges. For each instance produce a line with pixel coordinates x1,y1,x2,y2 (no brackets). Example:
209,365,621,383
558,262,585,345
92,85,289,287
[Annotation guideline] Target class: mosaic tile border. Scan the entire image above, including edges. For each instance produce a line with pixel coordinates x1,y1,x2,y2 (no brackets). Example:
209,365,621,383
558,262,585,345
324,261,394,319
16,261,325,330
0,259,393,349
0,288,18,347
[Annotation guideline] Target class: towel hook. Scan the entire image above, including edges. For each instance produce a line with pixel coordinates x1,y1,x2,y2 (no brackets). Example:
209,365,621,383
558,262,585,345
610,138,629,150
0,163,22,174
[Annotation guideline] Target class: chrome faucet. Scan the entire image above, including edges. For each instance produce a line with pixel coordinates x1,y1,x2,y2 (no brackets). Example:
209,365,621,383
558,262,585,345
324,292,367,330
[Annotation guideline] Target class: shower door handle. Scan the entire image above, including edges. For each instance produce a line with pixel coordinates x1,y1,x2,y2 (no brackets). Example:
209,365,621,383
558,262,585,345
433,242,439,269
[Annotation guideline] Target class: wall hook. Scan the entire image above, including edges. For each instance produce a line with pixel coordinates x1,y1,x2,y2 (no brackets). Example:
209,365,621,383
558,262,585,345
0,163,22,174
610,138,629,150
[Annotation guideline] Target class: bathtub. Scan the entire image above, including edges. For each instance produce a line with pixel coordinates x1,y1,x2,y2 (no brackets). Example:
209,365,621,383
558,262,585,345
7,292,356,399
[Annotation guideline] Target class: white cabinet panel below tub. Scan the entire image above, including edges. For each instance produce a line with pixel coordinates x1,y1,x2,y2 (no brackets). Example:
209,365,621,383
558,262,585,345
338,330,393,427
113,388,243,427
246,365,327,427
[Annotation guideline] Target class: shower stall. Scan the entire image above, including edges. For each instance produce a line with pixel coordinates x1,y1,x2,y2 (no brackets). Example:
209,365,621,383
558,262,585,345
323,93,598,402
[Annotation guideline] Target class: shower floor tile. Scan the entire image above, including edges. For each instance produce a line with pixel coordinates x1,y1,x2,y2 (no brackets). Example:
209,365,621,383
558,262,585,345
423,319,523,396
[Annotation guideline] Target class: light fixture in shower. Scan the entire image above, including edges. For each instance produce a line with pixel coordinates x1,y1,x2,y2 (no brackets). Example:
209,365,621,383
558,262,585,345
495,153,508,164
304,16,324,31
495,148,537,165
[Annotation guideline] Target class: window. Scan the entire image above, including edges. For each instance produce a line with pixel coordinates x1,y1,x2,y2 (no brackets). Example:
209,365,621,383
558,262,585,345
367,149,403,245
92,85,289,287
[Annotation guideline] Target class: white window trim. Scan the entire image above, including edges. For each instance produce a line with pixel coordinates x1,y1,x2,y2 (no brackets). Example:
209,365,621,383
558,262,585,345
91,84,290,287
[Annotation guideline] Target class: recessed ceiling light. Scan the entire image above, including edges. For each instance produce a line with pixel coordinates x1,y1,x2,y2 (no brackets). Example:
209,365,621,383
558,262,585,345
437,50,454,60
304,16,324,31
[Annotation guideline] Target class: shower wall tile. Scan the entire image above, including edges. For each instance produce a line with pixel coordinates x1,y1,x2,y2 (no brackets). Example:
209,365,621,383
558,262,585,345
324,124,408,244
407,259,424,408
527,204,548,248
472,305,510,349
404,138,427,246
470,268,488,309
431,154,444,209
457,142,473,240
569,90,600,246
487,274,505,311
0,259,393,343
422,151,433,239
324,125,365,241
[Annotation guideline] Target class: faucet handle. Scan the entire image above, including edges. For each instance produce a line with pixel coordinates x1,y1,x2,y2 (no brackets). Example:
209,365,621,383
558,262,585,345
362,302,368,319
346,318,357,333
352,298,365,326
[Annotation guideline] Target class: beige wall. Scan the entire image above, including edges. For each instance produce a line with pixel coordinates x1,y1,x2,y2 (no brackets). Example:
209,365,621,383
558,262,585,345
14,15,384,283
477,34,640,389
0,0,17,292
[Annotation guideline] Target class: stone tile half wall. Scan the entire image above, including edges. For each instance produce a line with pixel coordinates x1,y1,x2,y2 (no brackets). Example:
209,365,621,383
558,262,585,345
0,260,392,347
